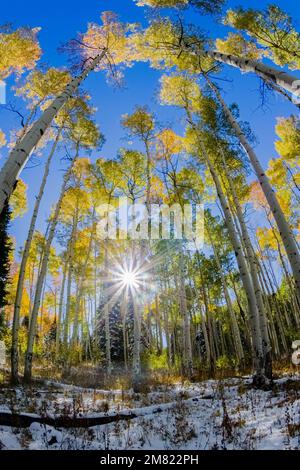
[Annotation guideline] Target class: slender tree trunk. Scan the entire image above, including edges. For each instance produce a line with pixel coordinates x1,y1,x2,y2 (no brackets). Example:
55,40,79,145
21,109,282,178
23,150,78,383
63,208,79,351
63,266,72,348
257,248,289,355
104,301,111,375
194,249,212,368
147,308,153,352
211,313,220,359
198,139,265,383
133,294,142,389
207,224,244,363
219,151,272,379
132,240,147,390
55,255,67,358
0,50,107,215
103,242,112,375
11,128,62,384
72,220,95,348
205,75,300,298
200,272,217,370
155,296,163,354
121,291,128,371
266,80,300,109
205,50,300,98
178,244,193,378
200,307,211,367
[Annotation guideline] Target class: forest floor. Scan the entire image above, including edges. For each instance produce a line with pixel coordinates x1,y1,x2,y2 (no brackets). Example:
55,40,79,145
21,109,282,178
0,373,300,450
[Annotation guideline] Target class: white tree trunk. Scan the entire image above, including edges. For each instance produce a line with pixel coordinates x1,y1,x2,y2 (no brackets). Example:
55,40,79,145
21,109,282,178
199,140,265,382
63,211,79,349
206,50,300,98
133,297,142,387
179,244,193,377
121,291,128,371
219,149,272,378
72,218,95,348
11,128,62,384
132,241,148,390
206,76,300,298
0,50,107,215
23,152,78,382
207,224,244,363
103,242,112,375
56,254,68,358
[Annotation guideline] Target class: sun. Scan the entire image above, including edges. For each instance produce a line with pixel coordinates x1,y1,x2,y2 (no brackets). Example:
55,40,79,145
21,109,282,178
120,269,140,289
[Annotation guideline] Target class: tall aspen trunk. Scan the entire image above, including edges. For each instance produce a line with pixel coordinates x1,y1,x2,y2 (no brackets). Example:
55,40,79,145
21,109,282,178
211,314,220,358
200,307,211,367
194,249,212,367
63,266,72,348
199,272,216,369
258,256,289,353
205,51,300,98
162,289,171,368
147,308,153,352
103,242,112,375
121,291,128,371
0,50,107,215
257,268,280,357
104,299,112,375
133,296,142,389
155,296,163,354
198,140,265,383
205,75,300,298
23,151,78,382
179,244,193,378
11,128,62,384
207,224,244,363
56,255,67,358
132,240,147,390
72,219,94,349
63,209,79,350
219,150,272,380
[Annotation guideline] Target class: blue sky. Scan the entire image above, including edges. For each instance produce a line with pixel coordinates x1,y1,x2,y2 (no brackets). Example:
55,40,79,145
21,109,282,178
0,0,299,254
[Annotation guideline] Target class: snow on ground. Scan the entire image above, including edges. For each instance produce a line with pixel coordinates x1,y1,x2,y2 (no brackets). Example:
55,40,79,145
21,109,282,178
0,374,300,450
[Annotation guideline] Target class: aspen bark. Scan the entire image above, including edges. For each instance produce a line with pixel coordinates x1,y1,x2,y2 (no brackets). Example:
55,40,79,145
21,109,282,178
194,249,212,366
63,209,79,349
121,291,128,371
155,296,163,354
23,152,78,382
179,244,193,378
55,255,67,358
132,240,147,390
219,151,272,379
11,128,62,384
103,242,112,375
206,51,300,98
200,307,211,367
206,75,300,299
72,218,95,348
207,224,244,363
0,50,107,215
199,140,265,382
133,297,142,387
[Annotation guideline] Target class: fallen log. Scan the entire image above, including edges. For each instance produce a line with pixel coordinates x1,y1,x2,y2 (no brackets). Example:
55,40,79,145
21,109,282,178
0,411,139,428
0,404,169,429
0,394,213,429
